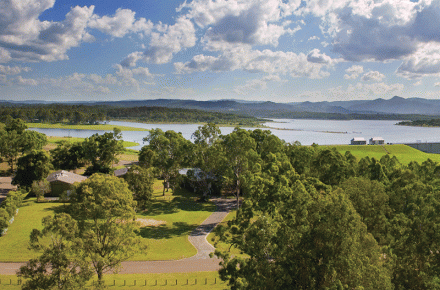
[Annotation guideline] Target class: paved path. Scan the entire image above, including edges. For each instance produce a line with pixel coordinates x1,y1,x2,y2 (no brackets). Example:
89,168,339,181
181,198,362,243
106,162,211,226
0,198,235,275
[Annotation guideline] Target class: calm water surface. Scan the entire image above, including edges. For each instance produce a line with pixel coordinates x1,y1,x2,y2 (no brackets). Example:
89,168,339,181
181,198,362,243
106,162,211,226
29,119,440,150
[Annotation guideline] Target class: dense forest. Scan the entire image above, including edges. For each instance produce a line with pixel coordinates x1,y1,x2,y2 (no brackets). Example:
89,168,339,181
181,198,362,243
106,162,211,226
0,104,265,126
396,118,440,127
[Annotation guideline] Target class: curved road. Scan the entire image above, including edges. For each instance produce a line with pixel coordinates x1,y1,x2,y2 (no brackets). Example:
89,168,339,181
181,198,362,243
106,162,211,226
0,198,235,275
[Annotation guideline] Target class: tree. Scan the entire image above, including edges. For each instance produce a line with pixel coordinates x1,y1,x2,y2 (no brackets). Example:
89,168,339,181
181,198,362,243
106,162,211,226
124,165,154,210
215,181,393,290
12,150,52,188
18,213,93,290
69,174,145,285
50,141,86,170
141,128,193,195
190,123,224,199
221,128,260,210
82,128,124,175
0,119,47,173
31,179,51,202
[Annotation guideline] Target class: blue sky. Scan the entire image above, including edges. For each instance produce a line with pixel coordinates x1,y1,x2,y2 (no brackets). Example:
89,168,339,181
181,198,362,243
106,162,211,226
1,0,440,103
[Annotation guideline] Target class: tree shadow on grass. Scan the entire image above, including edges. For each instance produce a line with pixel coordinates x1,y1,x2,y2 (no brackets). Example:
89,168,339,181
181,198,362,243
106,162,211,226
137,221,194,240
140,196,214,217
43,204,68,214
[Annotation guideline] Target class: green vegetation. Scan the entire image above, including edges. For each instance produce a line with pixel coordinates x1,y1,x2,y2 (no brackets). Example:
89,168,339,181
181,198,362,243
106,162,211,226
0,180,215,263
27,122,147,131
397,118,440,127
0,198,63,262
325,144,440,165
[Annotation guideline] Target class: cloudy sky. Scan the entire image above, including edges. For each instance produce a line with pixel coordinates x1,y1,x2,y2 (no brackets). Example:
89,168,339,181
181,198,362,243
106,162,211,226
1,0,440,103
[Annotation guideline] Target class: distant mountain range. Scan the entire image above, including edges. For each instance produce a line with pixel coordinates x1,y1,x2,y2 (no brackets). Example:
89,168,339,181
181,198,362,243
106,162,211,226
3,96,440,118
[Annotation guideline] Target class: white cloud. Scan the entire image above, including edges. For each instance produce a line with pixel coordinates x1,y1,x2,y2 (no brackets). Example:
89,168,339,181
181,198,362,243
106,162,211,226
0,65,30,75
15,75,37,86
175,47,336,78
0,1,95,62
435,82,440,87
396,43,440,79
308,36,320,41
234,74,284,95
361,71,385,82
89,8,153,38
343,65,363,79
306,49,333,64
143,17,196,64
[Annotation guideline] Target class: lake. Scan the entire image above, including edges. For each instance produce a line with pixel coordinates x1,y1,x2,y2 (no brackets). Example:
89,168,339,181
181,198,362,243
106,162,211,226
29,119,440,150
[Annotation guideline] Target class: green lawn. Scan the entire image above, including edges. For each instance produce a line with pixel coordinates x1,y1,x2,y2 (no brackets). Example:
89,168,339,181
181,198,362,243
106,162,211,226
324,144,440,165
27,123,148,131
46,136,139,149
132,180,216,260
0,272,228,290
0,181,214,262
0,198,66,262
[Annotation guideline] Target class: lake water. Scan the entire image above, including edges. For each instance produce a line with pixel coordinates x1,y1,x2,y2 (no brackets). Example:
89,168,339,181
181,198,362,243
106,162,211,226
29,119,440,150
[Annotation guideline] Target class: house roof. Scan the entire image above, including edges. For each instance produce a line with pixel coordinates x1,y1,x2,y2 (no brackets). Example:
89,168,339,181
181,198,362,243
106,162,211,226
47,170,87,184
114,167,129,177
370,137,384,141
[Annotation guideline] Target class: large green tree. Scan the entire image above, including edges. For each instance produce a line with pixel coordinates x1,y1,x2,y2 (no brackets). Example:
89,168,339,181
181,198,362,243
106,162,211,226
82,128,124,175
221,128,260,210
12,150,52,188
124,165,154,210
69,174,145,285
50,141,86,170
18,213,93,290
140,128,193,195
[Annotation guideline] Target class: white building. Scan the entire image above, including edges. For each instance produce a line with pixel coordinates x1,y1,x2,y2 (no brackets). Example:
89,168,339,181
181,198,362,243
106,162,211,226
369,137,385,145
350,137,366,145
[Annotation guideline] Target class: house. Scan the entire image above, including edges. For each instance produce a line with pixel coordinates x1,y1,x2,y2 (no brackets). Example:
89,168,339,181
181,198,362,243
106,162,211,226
369,137,385,145
350,137,366,145
47,170,87,196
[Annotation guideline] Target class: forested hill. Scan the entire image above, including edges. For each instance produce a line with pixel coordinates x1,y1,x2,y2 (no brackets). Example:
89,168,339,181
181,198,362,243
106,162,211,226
0,104,265,126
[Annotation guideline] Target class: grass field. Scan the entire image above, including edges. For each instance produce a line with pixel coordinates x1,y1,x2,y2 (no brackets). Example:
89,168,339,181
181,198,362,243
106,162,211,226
0,180,214,262
0,272,228,290
324,144,440,165
27,123,148,131
0,198,66,262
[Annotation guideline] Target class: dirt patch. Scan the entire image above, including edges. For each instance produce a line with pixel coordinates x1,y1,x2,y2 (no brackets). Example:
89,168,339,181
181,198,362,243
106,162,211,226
136,218,166,227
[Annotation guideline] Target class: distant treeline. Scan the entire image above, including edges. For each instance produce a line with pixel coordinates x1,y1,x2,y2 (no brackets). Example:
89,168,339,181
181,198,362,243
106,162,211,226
261,111,435,121
396,119,440,127
0,104,265,126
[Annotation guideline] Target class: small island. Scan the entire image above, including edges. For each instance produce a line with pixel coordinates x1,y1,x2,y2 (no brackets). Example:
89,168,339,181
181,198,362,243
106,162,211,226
396,119,440,127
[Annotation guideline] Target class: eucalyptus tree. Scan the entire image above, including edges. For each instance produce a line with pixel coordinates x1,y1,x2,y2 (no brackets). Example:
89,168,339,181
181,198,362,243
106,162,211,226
140,128,193,195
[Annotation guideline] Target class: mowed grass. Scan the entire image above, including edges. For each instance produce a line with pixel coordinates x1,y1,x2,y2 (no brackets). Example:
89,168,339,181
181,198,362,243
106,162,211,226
0,272,228,290
324,144,440,165
0,180,215,262
0,198,65,262
27,123,148,131
133,180,216,260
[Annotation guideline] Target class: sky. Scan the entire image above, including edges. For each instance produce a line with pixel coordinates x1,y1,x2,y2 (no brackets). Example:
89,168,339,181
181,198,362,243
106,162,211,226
1,0,440,103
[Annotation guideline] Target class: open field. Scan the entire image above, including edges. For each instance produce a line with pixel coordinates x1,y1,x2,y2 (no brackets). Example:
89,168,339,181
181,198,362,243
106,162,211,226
0,180,215,262
27,123,148,131
0,272,228,290
0,198,65,262
324,144,440,165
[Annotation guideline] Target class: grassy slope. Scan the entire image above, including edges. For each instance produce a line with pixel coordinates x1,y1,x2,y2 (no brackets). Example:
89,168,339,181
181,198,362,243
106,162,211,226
324,144,440,165
27,123,147,131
